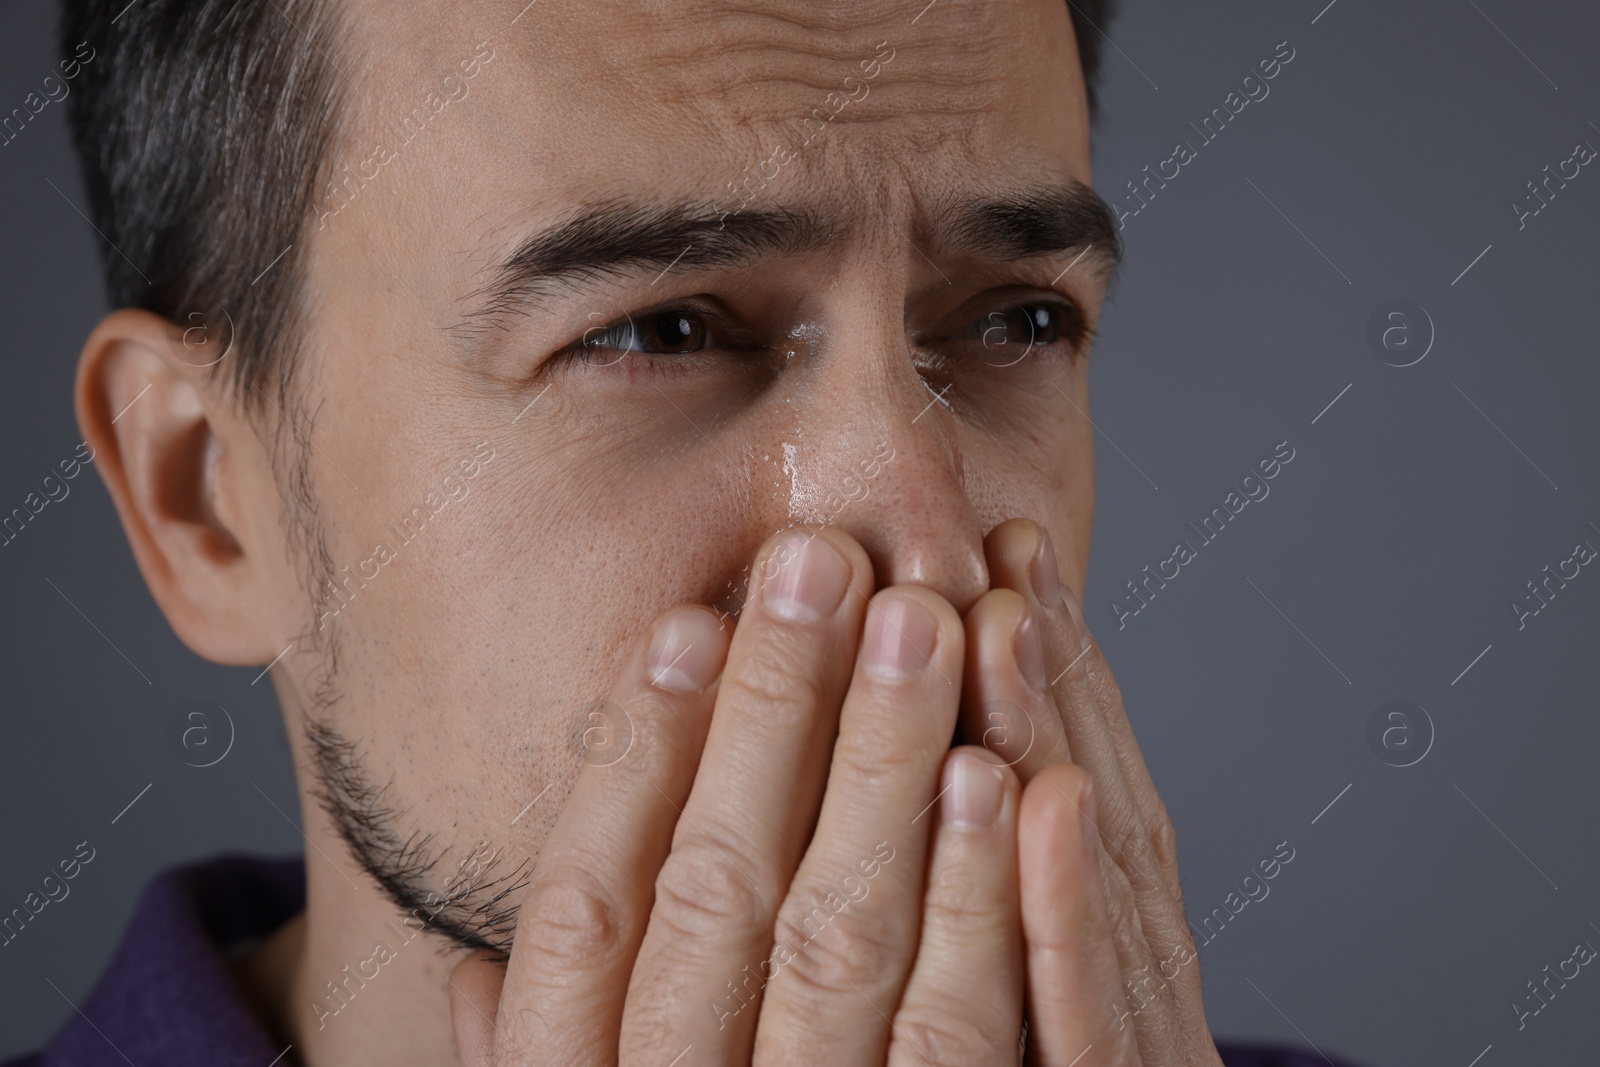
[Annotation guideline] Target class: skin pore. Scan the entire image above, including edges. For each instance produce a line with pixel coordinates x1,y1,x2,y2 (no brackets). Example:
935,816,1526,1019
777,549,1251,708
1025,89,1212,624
75,0,1120,1062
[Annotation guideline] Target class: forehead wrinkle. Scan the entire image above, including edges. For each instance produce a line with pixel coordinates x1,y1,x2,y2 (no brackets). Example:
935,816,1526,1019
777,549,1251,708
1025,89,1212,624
602,0,909,69
579,0,1016,128
641,46,1009,123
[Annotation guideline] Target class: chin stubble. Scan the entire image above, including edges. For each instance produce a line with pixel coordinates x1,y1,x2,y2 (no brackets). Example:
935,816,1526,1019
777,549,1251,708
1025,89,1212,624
302,714,533,957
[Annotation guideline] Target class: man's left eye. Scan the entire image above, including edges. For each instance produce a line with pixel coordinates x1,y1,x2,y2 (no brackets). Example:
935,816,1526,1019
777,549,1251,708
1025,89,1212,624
971,302,1073,350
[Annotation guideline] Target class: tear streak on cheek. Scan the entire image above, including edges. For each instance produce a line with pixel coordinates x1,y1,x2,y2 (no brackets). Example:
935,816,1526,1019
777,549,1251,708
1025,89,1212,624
780,440,826,523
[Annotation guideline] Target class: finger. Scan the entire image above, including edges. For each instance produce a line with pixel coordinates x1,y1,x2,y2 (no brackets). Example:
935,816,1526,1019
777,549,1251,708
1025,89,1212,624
960,586,1073,780
621,527,875,1063
989,520,1201,1054
889,746,1025,1067
1049,604,1203,1067
755,585,966,1066
983,519,1178,896
1018,764,1140,1067
476,604,731,1067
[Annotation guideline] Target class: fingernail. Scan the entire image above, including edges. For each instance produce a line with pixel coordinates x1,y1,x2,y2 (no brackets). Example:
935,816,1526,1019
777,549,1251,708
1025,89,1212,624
1012,611,1048,690
863,593,938,680
942,751,1006,829
1030,529,1065,608
761,532,849,623
647,608,726,692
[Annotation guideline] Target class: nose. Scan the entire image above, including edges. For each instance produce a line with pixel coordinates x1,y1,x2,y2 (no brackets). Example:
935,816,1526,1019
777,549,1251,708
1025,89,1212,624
788,364,990,616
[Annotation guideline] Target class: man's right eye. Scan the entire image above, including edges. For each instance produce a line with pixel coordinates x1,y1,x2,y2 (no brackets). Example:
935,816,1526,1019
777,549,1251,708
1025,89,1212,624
578,309,711,357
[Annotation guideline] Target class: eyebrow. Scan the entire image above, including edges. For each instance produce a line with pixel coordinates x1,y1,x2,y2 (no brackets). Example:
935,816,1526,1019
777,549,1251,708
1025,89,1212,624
458,182,1121,331
458,202,833,331
936,185,1123,272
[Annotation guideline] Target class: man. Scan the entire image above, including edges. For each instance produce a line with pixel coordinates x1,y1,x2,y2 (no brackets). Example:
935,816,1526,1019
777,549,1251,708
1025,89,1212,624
11,0,1352,1063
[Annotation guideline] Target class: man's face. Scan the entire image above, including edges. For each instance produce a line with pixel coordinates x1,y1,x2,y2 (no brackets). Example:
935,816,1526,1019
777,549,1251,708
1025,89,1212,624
266,0,1110,944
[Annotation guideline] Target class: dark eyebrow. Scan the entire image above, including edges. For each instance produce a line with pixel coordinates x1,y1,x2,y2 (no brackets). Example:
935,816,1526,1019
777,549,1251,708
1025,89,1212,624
458,200,835,332
936,183,1123,277
454,183,1120,339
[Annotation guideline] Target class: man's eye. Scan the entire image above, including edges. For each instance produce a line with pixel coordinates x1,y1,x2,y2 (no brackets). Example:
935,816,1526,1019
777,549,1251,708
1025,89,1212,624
976,303,1067,349
582,310,709,356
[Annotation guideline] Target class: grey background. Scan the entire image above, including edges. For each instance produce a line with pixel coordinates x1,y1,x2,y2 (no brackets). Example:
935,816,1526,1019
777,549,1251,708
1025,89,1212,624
3,0,1597,1063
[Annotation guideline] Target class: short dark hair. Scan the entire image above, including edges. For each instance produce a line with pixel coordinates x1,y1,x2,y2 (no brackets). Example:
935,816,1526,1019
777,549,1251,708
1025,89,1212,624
1069,2,1115,119
62,0,348,418
62,0,1114,417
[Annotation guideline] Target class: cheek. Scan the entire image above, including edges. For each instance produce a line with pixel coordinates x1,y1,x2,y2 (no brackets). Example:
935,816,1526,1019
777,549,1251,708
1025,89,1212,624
345,436,763,706
959,408,1092,561
298,441,768,842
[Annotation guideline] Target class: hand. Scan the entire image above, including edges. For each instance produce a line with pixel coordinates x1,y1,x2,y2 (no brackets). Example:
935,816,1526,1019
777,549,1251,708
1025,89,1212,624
449,526,1033,1065
961,518,1222,1066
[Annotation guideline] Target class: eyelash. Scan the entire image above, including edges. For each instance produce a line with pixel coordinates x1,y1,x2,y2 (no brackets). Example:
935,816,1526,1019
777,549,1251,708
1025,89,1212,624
557,302,751,376
951,297,1089,357
554,296,1089,374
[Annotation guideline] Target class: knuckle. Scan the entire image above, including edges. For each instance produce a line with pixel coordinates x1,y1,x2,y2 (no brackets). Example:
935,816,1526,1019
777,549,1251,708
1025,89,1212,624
921,866,1003,930
1096,803,1156,889
1148,810,1181,881
516,862,626,969
830,711,925,787
1149,966,1184,1016
652,834,769,939
622,698,700,775
1141,915,1203,1001
777,901,902,994
1125,960,1181,1021
891,1001,1008,1066
1099,859,1147,947
494,1006,553,1063
719,644,827,731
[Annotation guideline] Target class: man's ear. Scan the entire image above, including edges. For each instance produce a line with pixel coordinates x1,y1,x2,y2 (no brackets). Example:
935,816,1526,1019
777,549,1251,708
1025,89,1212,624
75,308,282,665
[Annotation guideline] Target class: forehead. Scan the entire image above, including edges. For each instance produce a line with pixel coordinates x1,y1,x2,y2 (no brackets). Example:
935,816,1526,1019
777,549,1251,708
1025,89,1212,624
308,0,1097,336
335,0,1089,212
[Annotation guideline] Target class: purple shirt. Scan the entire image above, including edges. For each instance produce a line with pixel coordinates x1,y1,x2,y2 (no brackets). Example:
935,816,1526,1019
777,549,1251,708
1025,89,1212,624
4,855,1355,1066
